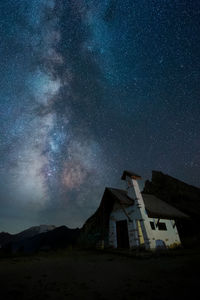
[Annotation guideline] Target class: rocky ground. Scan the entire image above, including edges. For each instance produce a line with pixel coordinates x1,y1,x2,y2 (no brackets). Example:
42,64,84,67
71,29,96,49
0,248,199,300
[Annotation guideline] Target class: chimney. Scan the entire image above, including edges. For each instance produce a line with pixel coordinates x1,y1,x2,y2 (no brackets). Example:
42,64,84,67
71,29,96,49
121,170,153,250
121,170,144,208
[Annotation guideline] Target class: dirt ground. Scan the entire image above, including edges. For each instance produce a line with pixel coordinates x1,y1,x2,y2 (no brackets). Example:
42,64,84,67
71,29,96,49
0,248,200,300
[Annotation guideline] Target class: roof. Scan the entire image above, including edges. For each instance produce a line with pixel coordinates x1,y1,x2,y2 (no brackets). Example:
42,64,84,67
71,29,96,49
107,188,188,219
142,193,189,219
121,170,142,180
107,188,134,205
82,187,189,243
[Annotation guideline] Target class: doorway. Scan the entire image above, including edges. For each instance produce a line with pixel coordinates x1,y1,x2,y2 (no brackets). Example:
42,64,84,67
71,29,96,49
116,220,130,248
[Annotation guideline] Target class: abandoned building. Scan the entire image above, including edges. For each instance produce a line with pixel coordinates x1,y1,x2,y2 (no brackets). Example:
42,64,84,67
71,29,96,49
82,170,189,250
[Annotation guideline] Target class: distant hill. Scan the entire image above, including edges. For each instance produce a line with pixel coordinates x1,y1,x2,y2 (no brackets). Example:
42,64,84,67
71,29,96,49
0,232,12,247
1,226,81,254
0,225,56,248
16,225,57,239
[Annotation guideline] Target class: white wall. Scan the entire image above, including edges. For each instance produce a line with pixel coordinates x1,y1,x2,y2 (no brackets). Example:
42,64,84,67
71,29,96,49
109,203,139,248
108,203,181,249
147,218,181,248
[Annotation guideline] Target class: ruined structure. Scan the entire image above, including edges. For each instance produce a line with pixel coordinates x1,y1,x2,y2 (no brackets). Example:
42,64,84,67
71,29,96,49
82,171,188,250
143,171,200,240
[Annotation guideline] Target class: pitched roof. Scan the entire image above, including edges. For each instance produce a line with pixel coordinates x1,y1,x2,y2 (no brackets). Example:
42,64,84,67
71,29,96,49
142,193,189,219
107,188,189,219
107,188,134,205
82,187,189,243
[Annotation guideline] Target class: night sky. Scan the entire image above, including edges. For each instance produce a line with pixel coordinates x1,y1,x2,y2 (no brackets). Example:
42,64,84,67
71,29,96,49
0,0,200,233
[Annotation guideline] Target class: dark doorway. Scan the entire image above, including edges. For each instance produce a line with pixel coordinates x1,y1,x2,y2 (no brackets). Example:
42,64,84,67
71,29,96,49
116,220,130,248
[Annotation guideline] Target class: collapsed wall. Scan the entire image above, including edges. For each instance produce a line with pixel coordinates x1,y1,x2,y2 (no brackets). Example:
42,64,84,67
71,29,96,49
143,171,200,241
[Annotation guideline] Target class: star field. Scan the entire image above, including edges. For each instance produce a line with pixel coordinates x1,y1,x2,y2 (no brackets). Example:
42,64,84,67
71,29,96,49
0,0,200,232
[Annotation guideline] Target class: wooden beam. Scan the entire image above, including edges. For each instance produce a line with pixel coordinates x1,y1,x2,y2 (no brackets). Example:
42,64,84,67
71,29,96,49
156,219,160,227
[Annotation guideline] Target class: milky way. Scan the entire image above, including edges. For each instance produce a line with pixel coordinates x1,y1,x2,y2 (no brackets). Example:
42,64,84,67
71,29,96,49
0,0,200,232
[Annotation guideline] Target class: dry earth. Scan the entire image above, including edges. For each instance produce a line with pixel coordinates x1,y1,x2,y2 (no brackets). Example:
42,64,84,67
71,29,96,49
0,248,200,300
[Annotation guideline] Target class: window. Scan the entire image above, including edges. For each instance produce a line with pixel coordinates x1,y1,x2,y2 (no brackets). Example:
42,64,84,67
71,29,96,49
150,221,155,230
157,222,167,231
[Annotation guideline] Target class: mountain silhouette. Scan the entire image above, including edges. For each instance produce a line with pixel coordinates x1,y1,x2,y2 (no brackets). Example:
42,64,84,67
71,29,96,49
1,225,80,253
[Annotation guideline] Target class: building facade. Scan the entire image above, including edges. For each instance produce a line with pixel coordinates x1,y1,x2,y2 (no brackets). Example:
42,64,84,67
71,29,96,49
82,171,188,250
